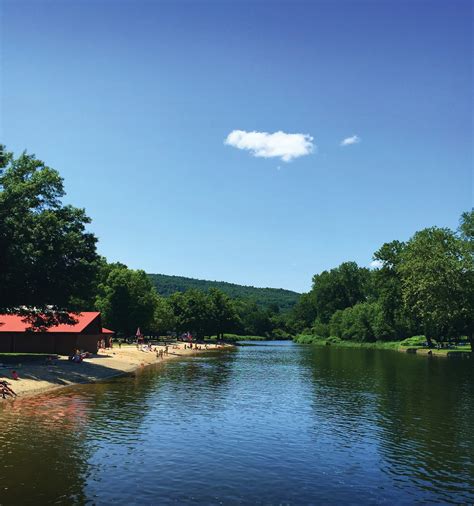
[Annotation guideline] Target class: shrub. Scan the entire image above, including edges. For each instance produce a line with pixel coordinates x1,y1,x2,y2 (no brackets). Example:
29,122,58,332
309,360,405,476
399,335,427,347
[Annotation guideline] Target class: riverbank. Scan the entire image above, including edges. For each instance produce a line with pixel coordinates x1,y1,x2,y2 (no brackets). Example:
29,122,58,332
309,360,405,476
293,335,472,357
0,342,232,400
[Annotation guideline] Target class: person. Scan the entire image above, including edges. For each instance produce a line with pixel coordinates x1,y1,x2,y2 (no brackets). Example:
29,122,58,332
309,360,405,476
0,380,16,398
11,370,19,381
118,339,122,349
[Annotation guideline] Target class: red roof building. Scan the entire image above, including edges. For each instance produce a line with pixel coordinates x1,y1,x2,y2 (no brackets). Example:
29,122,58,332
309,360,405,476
0,312,113,355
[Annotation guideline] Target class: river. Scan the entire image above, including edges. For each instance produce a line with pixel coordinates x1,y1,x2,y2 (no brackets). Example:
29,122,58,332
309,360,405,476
0,342,473,504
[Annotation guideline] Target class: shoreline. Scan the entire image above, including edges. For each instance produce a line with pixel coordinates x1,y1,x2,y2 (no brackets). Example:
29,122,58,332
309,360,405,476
0,342,233,401
293,337,472,358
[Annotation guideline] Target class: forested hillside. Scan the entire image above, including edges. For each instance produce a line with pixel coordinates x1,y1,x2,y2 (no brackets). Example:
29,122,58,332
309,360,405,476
148,274,300,311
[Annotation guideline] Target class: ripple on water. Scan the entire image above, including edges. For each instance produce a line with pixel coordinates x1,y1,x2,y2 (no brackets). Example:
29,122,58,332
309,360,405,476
0,343,473,504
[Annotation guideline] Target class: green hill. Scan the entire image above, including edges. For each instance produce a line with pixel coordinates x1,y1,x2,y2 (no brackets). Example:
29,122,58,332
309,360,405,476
148,273,300,311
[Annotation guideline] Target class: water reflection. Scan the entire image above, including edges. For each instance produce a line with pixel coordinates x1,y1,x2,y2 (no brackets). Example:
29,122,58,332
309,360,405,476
303,346,474,502
0,345,472,504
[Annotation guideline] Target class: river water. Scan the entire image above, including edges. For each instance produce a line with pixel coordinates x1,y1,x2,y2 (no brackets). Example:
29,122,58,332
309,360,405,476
0,342,473,505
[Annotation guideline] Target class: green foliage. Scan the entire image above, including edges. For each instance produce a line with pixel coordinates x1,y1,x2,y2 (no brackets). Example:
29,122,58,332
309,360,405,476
0,146,100,315
398,227,474,345
459,208,474,248
372,240,413,339
149,296,176,335
399,335,427,347
169,289,211,339
288,292,318,332
311,262,372,323
293,334,321,344
208,288,239,338
95,264,158,335
148,273,300,311
311,319,330,338
208,334,267,341
330,302,378,342
234,299,274,337
292,212,474,351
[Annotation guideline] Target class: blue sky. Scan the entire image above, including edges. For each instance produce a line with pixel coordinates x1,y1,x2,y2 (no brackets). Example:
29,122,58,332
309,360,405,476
1,0,472,292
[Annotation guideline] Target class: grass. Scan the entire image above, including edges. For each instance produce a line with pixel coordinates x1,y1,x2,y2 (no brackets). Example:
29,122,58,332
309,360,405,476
294,335,402,350
207,334,267,341
293,334,472,355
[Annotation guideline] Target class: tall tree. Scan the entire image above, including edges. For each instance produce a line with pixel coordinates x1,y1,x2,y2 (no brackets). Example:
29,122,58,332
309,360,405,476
372,240,414,339
398,227,474,349
208,288,239,339
169,289,213,339
0,146,99,319
288,292,318,332
459,209,474,252
95,264,158,335
311,261,371,323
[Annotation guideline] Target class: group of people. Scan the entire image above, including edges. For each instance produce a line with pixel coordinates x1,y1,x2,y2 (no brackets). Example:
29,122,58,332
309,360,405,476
156,345,169,359
68,349,92,363
183,342,208,350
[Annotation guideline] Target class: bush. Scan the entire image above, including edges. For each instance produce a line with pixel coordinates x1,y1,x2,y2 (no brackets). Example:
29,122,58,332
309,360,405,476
399,335,427,347
272,328,291,340
293,334,321,344
311,319,330,338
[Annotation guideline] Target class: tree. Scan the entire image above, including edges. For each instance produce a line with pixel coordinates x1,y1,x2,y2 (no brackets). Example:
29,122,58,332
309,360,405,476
0,146,99,321
95,264,158,335
311,262,371,323
208,288,239,339
459,209,474,244
233,299,274,337
149,295,176,335
169,289,213,339
457,210,474,350
372,240,415,339
398,227,474,349
288,292,318,332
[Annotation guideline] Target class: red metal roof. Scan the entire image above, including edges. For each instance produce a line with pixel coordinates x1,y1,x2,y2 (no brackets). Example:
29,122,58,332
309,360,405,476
0,312,101,333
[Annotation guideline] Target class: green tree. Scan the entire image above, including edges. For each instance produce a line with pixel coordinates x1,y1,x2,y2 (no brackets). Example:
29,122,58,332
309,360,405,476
235,299,273,337
0,146,99,320
95,264,157,335
149,295,176,335
208,288,239,339
288,291,318,332
398,227,474,349
311,261,371,323
169,289,213,339
459,209,474,252
372,240,415,339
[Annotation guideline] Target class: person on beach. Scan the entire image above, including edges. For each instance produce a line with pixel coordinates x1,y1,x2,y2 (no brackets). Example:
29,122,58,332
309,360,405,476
1,380,17,398
11,370,19,380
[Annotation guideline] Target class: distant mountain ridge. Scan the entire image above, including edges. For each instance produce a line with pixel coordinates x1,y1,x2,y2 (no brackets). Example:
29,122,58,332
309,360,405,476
147,273,300,311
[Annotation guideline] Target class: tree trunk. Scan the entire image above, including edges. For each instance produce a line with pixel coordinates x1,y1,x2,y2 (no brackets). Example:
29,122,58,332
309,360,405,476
426,335,433,348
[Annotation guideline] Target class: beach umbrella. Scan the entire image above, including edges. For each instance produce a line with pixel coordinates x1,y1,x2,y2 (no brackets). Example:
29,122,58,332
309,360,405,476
136,327,143,339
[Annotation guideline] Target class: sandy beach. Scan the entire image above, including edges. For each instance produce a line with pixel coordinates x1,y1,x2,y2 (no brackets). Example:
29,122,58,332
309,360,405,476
0,342,231,400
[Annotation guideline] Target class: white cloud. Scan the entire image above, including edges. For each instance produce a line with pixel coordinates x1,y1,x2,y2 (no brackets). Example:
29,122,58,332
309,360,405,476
340,135,361,146
225,130,314,162
370,259,383,269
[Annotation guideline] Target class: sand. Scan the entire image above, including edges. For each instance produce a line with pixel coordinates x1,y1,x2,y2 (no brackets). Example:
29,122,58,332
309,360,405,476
0,342,230,400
